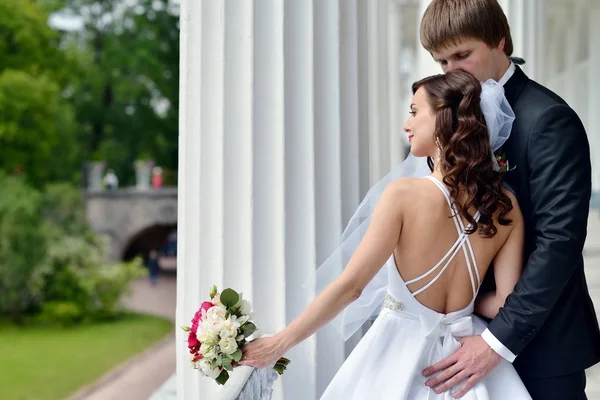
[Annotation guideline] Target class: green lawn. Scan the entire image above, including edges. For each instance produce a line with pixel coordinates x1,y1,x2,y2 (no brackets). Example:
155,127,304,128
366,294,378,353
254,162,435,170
0,313,173,400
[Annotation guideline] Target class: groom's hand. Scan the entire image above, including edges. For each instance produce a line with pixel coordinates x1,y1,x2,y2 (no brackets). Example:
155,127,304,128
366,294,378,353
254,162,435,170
422,335,502,398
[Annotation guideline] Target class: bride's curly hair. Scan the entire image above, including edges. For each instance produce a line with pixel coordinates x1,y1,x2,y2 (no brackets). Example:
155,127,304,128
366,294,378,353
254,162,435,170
412,70,512,238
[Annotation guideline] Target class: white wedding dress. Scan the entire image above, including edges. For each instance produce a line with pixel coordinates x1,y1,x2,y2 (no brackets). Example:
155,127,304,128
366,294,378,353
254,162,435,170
320,176,532,400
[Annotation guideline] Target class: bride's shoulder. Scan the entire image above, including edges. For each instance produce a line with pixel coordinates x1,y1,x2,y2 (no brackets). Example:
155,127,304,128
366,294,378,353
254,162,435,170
381,177,428,200
387,177,431,192
386,177,420,191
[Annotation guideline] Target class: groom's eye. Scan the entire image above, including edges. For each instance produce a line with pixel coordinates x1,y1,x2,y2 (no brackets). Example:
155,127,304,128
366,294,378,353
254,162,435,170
457,52,470,60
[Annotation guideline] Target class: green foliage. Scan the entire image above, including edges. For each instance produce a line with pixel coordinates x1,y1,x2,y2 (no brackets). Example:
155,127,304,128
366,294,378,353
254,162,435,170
58,0,180,185
40,183,146,322
0,0,180,186
0,0,81,186
84,259,147,320
38,301,84,326
0,173,51,321
0,0,65,80
0,70,79,186
0,177,146,323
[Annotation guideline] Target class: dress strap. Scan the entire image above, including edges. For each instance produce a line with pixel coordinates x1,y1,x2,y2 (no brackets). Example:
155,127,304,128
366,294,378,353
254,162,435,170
406,176,481,299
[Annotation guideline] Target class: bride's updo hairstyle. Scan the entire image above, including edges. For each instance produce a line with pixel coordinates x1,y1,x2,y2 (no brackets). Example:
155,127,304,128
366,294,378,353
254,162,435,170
412,69,512,238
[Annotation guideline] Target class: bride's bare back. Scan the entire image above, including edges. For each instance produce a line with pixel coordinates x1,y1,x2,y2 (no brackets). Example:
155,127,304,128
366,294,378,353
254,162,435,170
392,176,524,314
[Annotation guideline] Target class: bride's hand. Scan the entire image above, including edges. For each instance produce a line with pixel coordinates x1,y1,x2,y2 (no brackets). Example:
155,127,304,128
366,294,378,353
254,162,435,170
239,337,286,369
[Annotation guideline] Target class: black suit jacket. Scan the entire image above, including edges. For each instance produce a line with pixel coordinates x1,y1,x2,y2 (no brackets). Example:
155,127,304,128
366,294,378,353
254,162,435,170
483,66,600,378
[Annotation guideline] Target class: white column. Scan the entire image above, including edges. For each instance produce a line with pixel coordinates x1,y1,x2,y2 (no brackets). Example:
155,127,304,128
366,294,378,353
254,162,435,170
340,0,363,225
341,0,373,356
499,0,540,77
366,0,391,183
177,1,365,399
388,1,408,166
177,0,222,399
416,0,440,79
252,0,287,354
312,0,349,394
281,1,318,398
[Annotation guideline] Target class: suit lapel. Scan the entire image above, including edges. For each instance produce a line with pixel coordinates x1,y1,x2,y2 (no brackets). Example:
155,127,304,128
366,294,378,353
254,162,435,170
503,66,528,107
501,66,529,192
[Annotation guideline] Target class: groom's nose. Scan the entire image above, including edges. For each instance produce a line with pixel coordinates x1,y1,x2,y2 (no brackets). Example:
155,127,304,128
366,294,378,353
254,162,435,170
446,60,458,71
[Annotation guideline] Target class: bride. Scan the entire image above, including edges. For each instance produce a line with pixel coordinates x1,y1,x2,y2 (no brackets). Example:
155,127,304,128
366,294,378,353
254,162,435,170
239,69,532,399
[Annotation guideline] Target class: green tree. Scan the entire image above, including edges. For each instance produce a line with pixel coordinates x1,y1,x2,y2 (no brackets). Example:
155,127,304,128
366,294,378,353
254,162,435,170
56,0,180,185
0,0,81,187
0,173,51,321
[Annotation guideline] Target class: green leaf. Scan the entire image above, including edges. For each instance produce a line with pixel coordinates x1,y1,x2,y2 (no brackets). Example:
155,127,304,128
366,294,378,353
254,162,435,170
209,285,218,298
234,292,243,308
241,322,258,338
216,355,223,367
230,349,243,362
277,357,291,366
273,365,286,375
222,357,233,371
220,288,239,308
215,369,229,385
181,325,190,332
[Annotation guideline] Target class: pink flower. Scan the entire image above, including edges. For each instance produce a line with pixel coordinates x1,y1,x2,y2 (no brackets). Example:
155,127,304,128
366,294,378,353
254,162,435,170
188,330,200,350
187,301,214,352
190,301,214,332
199,302,214,321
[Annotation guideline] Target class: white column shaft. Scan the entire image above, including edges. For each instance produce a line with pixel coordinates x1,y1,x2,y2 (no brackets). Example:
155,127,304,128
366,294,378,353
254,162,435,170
313,0,346,394
177,1,225,399
416,0,440,80
223,0,254,293
178,1,370,398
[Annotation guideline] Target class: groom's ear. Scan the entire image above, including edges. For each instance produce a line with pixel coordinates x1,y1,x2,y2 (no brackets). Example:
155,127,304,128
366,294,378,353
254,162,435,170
497,38,506,52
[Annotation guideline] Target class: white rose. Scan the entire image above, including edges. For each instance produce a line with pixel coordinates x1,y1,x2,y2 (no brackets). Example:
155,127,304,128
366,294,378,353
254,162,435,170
198,359,222,379
200,343,218,360
240,299,253,315
212,294,222,306
206,305,227,320
198,318,222,336
203,306,227,334
220,323,238,339
237,315,250,325
197,330,218,345
219,337,238,355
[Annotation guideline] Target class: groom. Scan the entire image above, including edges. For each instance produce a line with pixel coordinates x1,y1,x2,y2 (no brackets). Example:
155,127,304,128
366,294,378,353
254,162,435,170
417,1,600,399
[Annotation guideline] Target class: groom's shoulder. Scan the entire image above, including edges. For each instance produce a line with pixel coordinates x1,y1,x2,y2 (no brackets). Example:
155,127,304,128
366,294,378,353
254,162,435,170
511,75,585,133
518,76,571,113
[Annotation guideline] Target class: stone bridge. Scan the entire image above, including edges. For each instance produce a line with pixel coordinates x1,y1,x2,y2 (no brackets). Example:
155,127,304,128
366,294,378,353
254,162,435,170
85,188,177,261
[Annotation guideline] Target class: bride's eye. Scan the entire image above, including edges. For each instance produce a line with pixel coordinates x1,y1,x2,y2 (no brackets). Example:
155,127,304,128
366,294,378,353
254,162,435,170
409,111,416,116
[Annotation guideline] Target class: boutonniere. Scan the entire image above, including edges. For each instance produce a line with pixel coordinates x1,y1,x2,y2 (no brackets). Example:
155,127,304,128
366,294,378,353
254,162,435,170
493,148,516,174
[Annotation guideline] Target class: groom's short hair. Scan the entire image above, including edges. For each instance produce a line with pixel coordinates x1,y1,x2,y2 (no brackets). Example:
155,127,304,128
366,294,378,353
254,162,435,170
420,0,513,56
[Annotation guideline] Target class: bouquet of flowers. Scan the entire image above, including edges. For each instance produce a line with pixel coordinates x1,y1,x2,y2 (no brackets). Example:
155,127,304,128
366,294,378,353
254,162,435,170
182,285,290,385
